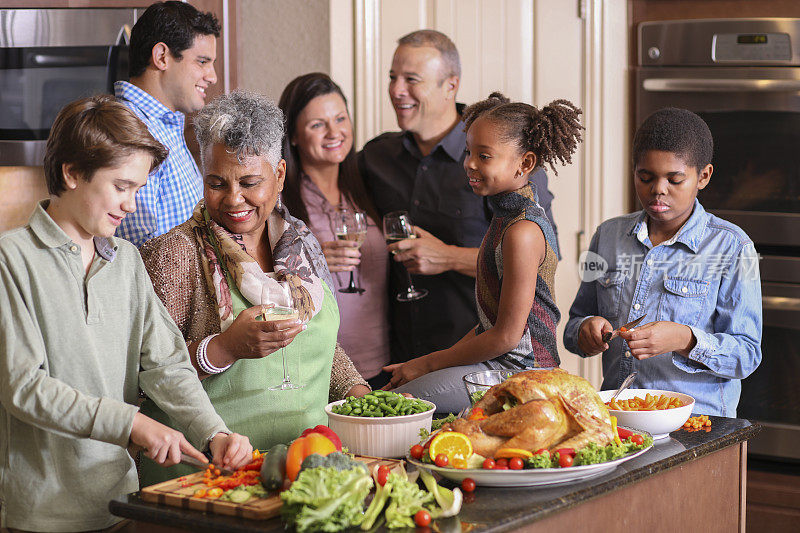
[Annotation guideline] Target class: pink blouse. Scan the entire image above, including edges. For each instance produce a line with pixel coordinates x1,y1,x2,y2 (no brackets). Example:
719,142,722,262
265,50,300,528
300,175,390,379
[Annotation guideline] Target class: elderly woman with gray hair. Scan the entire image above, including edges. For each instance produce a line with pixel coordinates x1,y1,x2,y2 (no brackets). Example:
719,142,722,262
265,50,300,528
137,91,370,485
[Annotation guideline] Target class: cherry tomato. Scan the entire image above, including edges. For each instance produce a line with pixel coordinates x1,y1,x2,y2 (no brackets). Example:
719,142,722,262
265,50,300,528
410,444,425,460
495,458,509,469
534,448,549,455
482,458,496,470
508,457,524,470
630,434,645,446
555,447,575,457
414,509,432,527
558,453,574,468
377,465,390,486
434,453,449,468
461,478,476,492
494,466,509,470
616,427,635,440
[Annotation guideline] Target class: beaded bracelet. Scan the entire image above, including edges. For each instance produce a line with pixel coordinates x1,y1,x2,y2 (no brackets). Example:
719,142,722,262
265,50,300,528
196,334,230,375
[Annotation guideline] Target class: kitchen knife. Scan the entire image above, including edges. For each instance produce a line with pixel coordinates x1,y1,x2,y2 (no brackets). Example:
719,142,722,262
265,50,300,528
180,453,234,475
602,315,646,344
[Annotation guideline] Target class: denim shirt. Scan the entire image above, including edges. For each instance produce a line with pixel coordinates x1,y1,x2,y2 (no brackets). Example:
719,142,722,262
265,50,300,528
563,200,762,417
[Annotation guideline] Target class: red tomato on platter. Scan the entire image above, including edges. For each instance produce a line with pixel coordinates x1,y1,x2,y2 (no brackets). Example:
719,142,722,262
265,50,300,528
410,444,424,460
434,453,449,468
508,457,524,470
482,458,496,470
631,434,645,446
558,453,574,468
495,458,509,469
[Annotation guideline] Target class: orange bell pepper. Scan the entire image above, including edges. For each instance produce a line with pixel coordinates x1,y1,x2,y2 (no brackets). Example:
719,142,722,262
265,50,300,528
467,407,488,421
285,432,336,481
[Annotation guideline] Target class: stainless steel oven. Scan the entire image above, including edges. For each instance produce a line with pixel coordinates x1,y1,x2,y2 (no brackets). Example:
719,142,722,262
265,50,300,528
0,8,138,166
637,18,800,462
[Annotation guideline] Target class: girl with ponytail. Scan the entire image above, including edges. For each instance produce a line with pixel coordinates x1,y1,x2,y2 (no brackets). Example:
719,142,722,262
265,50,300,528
384,92,583,414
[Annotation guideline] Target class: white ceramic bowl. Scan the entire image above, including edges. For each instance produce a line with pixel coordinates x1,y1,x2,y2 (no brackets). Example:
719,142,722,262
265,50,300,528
597,388,695,440
325,399,435,458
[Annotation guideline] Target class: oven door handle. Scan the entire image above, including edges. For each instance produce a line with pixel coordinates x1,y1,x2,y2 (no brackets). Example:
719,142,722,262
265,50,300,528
762,295,800,311
642,78,800,92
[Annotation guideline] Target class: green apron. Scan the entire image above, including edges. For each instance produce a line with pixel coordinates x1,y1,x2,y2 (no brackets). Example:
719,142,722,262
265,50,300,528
138,282,339,486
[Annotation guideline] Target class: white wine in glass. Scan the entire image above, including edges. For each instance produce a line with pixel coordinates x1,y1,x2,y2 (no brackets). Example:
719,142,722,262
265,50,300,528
382,211,428,302
331,208,367,294
262,280,303,390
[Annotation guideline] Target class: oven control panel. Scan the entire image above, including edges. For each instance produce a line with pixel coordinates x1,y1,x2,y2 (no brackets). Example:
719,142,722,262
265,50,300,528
639,19,800,66
713,33,792,62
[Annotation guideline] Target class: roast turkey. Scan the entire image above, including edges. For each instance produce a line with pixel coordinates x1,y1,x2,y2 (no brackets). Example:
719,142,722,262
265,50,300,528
446,368,614,457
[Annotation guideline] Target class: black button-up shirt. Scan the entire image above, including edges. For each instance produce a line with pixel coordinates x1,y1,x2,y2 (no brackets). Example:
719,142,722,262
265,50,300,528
359,110,558,363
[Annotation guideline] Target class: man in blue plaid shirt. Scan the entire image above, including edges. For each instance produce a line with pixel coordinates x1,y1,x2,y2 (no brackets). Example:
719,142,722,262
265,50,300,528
114,1,220,247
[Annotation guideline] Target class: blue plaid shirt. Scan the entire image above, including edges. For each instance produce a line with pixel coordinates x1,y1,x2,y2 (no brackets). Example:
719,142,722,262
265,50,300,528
564,200,762,417
114,81,202,247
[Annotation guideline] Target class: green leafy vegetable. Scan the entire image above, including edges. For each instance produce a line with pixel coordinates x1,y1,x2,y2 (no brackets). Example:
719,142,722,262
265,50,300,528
384,473,434,529
574,435,653,466
280,466,373,532
525,450,556,469
360,470,393,531
469,390,486,404
523,435,654,469
417,467,462,518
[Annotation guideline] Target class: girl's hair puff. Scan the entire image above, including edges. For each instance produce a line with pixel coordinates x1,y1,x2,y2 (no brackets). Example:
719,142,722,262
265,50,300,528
462,92,583,175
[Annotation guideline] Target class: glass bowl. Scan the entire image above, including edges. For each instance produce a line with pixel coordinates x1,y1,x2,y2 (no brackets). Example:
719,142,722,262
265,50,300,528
462,369,524,404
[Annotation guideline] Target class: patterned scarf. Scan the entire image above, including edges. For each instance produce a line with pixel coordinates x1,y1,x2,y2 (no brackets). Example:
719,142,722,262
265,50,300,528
188,200,335,332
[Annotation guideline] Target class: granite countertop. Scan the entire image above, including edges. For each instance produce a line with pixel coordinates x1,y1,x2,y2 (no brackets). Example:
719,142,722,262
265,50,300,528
109,416,759,532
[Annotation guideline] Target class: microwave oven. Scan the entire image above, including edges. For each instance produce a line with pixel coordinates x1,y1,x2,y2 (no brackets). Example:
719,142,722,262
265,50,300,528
0,8,138,166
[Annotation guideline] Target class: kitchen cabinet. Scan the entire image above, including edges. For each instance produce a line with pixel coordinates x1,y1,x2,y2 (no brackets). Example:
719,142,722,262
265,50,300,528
110,417,757,532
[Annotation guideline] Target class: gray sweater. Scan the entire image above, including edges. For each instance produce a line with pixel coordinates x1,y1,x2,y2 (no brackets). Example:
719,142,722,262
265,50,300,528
0,202,228,531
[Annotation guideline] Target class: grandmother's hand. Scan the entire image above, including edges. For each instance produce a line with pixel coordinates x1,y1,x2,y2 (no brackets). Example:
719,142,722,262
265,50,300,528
212,306,305,364
320,240,361,272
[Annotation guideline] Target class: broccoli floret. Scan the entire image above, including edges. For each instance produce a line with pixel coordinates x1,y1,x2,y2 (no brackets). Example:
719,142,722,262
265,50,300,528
299,453,328,474
324,451,368,474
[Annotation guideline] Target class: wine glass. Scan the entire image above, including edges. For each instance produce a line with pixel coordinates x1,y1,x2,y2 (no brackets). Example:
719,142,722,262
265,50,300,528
382,211,428,302
261,280,303,390
331,208,367,294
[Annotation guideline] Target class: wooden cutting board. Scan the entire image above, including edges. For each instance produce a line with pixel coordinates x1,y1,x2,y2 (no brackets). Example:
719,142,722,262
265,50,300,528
139,455,403,520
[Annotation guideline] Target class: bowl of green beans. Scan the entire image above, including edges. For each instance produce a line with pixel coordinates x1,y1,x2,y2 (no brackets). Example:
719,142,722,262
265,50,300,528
325,391,435,458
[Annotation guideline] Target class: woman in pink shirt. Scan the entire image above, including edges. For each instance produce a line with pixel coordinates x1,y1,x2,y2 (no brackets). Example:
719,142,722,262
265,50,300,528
279,73,391,388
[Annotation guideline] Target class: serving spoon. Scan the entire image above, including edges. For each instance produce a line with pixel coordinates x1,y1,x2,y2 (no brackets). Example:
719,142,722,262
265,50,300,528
610,371,638,403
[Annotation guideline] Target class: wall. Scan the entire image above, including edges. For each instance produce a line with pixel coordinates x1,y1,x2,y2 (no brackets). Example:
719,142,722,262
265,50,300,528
235,0,331,101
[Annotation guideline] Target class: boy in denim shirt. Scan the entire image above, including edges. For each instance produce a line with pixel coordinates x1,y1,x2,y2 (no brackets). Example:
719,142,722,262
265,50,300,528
564,108,762,417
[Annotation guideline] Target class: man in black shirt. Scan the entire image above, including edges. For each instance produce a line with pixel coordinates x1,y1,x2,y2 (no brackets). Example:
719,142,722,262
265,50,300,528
359,29,558,364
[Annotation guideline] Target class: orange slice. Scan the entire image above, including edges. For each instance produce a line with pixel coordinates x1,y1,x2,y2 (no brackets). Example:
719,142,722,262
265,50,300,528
429,431,473,462
494,448,533,459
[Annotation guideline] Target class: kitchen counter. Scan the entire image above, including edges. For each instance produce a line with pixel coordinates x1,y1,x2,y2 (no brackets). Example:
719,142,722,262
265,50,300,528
110,416,758,532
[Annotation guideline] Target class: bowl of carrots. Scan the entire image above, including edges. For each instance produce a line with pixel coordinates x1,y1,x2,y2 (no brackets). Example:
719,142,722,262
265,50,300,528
597,388,694,440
